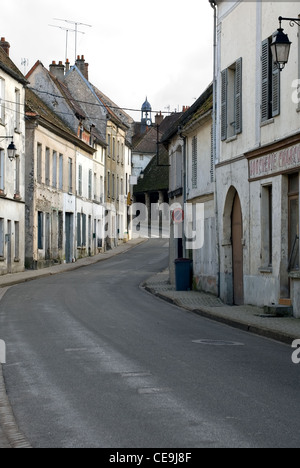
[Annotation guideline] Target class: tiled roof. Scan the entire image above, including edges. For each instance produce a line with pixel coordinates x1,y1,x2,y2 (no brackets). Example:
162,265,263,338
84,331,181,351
0,47,27,84
161,84,213,144
133,149,169,194
25,88,82,142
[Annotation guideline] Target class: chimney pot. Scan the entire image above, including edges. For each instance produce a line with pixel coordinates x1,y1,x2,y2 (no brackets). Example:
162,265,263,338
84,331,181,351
49,60,65,80
0,37,10,56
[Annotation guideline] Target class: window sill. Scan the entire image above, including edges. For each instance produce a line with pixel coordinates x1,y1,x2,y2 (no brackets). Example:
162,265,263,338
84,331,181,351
259,266,273,274
14,257,20,263
261,118,274,127
225,135,238,144
289,271,300,279
0,257,5,262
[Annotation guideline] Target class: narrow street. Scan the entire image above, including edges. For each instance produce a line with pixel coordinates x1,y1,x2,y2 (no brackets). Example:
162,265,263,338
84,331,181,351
0,239,299,448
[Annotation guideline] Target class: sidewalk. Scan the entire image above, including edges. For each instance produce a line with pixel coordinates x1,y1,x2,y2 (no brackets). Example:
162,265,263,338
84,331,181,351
0,237,146,449
144,270,300,345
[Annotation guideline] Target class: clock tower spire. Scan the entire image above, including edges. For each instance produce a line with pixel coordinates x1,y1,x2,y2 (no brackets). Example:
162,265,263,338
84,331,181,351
141,97,152,131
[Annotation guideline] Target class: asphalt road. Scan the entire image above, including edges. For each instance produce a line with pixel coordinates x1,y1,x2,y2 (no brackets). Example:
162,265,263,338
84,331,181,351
0,239,300,448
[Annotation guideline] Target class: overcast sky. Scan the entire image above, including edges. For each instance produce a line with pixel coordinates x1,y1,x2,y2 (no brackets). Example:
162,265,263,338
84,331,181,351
1,0,214,120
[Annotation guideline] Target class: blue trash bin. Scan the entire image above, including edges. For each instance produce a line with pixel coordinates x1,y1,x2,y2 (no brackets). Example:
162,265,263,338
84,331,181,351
175,258,193,291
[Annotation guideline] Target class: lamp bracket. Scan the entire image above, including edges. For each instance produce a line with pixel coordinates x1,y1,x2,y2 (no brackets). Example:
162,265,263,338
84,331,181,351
279,16,300,28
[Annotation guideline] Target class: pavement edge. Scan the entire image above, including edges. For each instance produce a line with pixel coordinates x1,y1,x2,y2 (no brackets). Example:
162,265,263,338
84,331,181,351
0,364,32,448
143,284,296,346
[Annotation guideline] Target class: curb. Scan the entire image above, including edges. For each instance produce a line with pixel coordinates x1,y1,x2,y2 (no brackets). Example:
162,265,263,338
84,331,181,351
0,365,31,448
143,285,296,346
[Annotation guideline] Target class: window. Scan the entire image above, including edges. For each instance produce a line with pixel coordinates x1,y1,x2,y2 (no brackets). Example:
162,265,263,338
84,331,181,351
140,155,144,161
68,158,73,193
88,169,92,200
0,218,4,257
192,136,197,189
14,221,19,260
112,174,115,199
107,134,111,156
288,173,299,271
107,172,110,198
261,185,273,268
261,36,280,122
94,173,97,200
112,138,116,160
15,89,20,131
221,58,242,141
38,212,44,250
100,176,104,203
15,155,20,196
52,152,57,188
0,78,5,123
58,212,63,250
78,164,83,196
45,148,50,186
77,213,87,248
175,146,183,190
59,154,63,190
0,149,4,191
37,144,42,183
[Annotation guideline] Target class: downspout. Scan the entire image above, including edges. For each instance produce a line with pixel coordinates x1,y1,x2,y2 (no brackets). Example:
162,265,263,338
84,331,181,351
178,126,187,258
210,0,221,298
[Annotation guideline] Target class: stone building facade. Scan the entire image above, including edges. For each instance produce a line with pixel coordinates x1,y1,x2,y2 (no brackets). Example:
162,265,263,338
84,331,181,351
212,0,300,316
0,40,27,275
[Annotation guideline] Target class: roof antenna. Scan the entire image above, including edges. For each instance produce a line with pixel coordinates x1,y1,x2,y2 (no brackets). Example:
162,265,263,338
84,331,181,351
53,19,92,62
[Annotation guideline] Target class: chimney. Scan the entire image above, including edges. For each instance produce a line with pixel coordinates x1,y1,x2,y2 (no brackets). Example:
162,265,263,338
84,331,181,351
155,112,164,126
65,59,70,74
0,37,10,56
49,60,65,80
76,55,89,81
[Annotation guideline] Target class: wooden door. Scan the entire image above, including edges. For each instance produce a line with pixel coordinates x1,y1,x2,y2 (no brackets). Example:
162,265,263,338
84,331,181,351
232,193,244,305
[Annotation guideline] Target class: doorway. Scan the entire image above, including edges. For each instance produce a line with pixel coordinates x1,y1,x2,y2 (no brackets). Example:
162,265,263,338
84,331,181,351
7,220,12,274
65,213,73,263
232,193,244,305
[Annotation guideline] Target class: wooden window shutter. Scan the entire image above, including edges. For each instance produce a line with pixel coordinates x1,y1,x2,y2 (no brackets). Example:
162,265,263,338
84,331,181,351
192,136,197,189
261,38,270,122
210,126,214,183
221,69,228,140
77,213,81,247
235,58,242,134
272,33,280,117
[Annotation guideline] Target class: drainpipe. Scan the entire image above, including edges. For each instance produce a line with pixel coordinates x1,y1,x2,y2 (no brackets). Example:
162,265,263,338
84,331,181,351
179,127,187,258
210,0,221,298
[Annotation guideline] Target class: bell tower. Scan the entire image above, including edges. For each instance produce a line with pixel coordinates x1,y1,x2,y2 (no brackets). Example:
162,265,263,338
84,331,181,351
141,97,152,131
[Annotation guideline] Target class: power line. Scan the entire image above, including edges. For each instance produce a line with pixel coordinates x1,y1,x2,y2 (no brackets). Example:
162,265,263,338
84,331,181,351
28,86,171,116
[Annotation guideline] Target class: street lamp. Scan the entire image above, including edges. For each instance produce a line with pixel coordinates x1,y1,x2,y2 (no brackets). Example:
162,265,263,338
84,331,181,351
271,16,300,71
7,141,17,162
0,137,17,161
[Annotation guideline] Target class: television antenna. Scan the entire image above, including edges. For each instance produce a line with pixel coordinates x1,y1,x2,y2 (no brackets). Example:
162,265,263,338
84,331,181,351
21,58,29,75
53,19,92,61
49,24,85,62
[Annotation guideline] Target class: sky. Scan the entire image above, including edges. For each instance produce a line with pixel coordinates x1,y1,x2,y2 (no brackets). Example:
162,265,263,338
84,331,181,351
1,0,214,120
